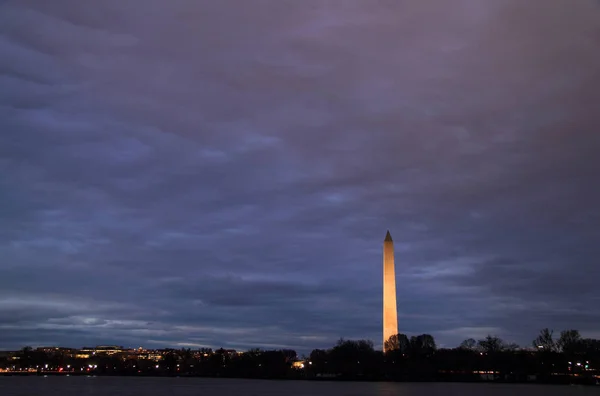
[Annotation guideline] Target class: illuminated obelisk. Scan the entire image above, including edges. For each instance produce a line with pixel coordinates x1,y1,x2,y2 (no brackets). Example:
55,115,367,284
383,230,398,352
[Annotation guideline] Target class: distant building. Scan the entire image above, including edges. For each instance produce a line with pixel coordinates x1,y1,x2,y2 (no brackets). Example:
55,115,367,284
149,353,164,361
215,348,237,356
291,361,305,369
80,346,125,356
36,347,60,353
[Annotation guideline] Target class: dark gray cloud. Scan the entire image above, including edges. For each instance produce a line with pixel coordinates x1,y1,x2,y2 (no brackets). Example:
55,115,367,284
1,0,600,353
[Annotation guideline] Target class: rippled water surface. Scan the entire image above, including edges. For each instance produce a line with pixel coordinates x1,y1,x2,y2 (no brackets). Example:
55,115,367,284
0,377,594,396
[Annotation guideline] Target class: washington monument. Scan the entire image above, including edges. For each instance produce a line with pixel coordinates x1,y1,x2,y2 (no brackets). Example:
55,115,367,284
383,230,398,352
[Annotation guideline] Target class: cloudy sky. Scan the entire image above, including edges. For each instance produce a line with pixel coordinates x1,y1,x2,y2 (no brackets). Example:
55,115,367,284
1,0,599,353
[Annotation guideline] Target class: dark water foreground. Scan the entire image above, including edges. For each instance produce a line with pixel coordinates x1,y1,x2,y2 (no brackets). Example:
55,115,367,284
0,377,596,396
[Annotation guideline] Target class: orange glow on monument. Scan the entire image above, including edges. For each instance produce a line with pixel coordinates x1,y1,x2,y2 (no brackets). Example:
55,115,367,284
383,230,398,352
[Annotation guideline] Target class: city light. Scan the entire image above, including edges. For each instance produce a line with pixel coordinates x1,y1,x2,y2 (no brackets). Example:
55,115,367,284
0,340,597,384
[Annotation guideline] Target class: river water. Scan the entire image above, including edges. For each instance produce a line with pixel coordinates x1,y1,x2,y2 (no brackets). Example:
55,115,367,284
0,377,594,395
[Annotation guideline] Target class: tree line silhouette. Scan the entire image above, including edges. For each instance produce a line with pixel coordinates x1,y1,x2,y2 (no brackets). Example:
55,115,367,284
305,328,599,384
1,328,599,385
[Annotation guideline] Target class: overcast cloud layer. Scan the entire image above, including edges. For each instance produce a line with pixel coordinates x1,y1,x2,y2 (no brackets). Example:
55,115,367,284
1,0,600,353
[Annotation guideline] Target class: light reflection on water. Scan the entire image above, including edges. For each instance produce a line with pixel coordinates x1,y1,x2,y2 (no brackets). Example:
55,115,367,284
0,377,595,396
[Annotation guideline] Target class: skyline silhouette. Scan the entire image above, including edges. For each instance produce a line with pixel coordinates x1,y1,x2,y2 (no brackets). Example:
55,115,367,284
2,328,599,385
